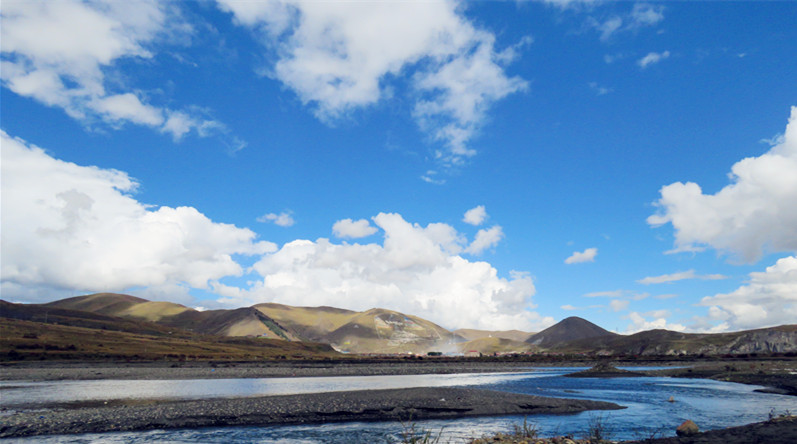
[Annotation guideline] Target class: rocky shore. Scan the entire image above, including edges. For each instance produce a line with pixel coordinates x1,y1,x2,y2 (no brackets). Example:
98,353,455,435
644,361,797,396
0,387,623,438
564,362,647,378
470,415,797,444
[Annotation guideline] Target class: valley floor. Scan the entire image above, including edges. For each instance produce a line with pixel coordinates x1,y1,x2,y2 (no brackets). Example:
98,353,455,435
0,387,622,438
1,358,795,440
2,358,795,394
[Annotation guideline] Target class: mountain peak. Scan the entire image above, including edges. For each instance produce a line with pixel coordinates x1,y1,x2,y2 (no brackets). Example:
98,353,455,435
526,316,615,348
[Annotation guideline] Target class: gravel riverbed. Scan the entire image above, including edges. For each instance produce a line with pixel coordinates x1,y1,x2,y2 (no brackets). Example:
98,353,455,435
0,386,623,438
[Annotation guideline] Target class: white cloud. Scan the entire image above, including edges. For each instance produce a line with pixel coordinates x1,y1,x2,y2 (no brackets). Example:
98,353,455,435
91,93,165,127
0,0,225,140
629,3,665,28
637,50,670,69
332,218,377,239
538,0,598,9
588,82,613,96
421,170,446,185
625,311,685,334
258,211,295,227
637,269,727,285
465,225,504,255
565,247,597,264
597,17,623,42
697,255,797,331
584,290,624,298
561,304,579,311
217,0,527,165
649,107,797,263
590,3,664,42
463,205,488,226
0,131,275,301
610,299,630,312
214,213,551,331
644,309,671,319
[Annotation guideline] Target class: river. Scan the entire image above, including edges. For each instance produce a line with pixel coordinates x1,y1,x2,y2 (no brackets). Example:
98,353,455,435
2,367,795,443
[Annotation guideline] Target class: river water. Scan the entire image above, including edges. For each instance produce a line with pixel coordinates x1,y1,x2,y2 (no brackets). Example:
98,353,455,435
3,367,796,443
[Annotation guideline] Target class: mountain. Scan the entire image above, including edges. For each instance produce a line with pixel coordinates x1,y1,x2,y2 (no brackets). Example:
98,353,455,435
46,294,296,340
323,308,457,354
0,300,337,361
526,316,617,348
29,293,797,357
453,328,534,343
46,294,457,354
254,303,357,342
553,325,797,356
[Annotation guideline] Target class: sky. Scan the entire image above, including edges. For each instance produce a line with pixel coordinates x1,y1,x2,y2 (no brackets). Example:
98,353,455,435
2,0,796,334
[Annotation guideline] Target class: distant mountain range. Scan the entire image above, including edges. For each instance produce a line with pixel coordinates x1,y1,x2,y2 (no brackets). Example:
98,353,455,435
0,298,337,361
3,293,796,357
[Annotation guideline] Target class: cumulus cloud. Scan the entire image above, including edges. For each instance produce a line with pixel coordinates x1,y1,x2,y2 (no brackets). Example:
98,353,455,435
257,211,295,227
565,247,597,264
214,213,550,331
465,225,504,255
0,131,275,301
625,311,685,334
610,299,630,312
697,256,797,331
0,0,226,140
649,107,797,262
637,50,670,69
463,205,488,226
216,0,527,165
332,218,377,239
637,270,727,285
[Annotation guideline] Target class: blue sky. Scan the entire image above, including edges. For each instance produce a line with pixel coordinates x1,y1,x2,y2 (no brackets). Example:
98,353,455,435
2,0,796,333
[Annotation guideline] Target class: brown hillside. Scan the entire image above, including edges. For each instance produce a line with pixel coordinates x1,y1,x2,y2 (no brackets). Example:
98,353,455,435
254,303,357,342
554,325,797,355
160,307,299,340
45,293,150,315
0,300,338,361
46,294,300,341
326,308,455,354
526,316,616,348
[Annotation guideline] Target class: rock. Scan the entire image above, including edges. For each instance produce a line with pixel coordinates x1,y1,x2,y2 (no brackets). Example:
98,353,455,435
676,419,699,436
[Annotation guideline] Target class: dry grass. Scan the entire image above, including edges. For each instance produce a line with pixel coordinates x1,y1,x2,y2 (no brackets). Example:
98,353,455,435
1,317,338,362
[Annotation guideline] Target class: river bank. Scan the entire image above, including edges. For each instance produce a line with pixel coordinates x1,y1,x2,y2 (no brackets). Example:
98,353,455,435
1,359,794,440
0,387,623,438
0,360,540,381
469,415,797,444
2,358,794,396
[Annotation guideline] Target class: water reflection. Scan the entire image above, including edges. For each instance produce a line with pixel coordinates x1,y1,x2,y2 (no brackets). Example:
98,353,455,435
0,371,541,407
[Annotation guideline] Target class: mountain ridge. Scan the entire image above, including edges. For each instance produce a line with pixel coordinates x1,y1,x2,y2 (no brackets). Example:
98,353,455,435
23,293,797,356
